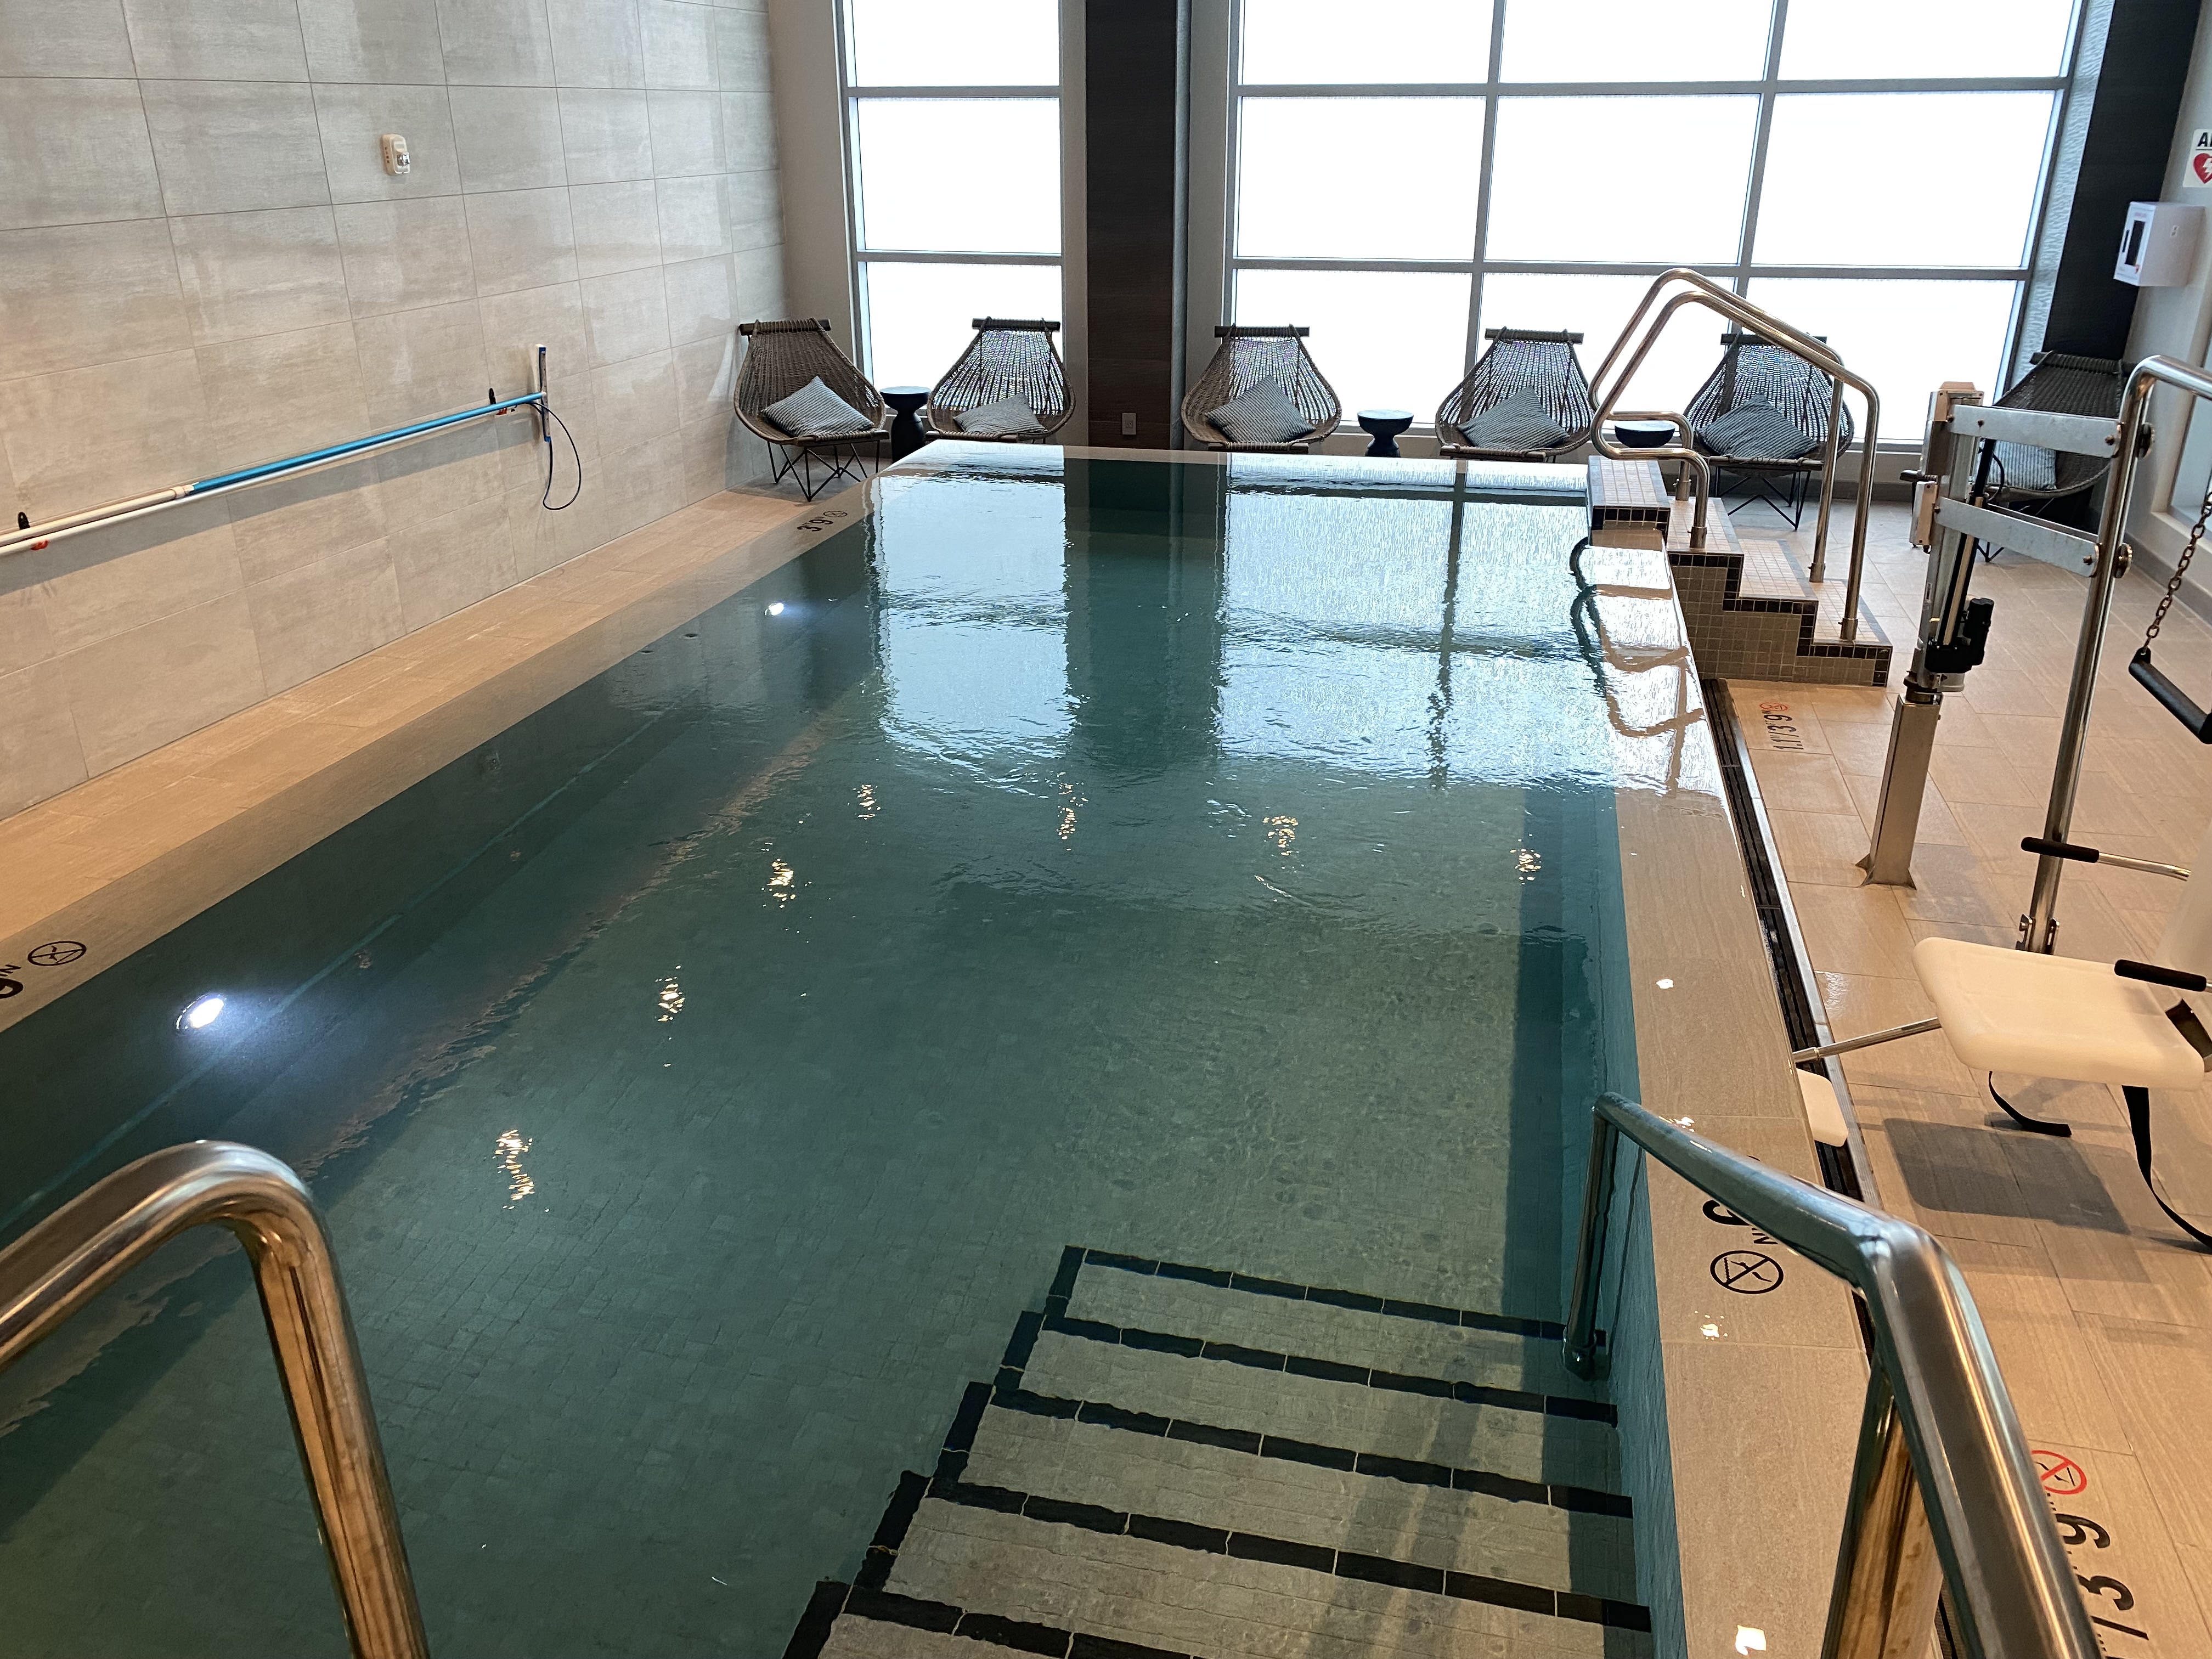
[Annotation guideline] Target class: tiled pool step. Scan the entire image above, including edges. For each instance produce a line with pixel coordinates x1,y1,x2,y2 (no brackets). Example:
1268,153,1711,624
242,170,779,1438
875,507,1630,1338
785,1248,1651,1659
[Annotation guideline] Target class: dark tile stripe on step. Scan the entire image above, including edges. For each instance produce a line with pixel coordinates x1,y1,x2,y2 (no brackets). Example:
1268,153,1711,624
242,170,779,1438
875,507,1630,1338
990,1383,1630,1515
782,1579,1201,1659
924,1475,1654,1633
1042,1311,1616,1424
1057,1245,1567,1339
1063,1245,1566,1339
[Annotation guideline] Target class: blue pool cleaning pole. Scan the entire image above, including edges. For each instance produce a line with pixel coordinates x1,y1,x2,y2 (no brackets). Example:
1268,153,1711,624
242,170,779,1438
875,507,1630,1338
1,354,553,560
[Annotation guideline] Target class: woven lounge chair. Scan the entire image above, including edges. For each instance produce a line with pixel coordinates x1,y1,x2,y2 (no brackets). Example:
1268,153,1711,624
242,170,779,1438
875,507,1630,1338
1685,332,1853,529
1983,351,2125,508
733,318,890,500
1436,328,1594,462
1181,325,1342,453
923,318,1073,442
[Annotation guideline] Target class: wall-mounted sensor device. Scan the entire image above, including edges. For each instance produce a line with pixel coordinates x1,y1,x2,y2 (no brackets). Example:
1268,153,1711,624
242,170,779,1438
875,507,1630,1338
2115,201,2202,287
380,133,411,177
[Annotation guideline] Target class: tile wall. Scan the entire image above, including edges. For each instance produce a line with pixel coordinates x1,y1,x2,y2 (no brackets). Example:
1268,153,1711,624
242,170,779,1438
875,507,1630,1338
0,0,786,817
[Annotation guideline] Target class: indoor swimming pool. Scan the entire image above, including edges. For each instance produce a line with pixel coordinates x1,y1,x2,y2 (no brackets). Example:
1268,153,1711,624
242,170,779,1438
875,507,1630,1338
0,449,1652,1656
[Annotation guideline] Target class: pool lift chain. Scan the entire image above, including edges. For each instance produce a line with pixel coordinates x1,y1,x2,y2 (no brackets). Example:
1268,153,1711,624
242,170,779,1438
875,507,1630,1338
1861,386,2132,893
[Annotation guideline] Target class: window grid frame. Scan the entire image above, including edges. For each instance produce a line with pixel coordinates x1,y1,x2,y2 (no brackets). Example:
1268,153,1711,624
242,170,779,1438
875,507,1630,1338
1227,0,2080,437
837,10,1066,383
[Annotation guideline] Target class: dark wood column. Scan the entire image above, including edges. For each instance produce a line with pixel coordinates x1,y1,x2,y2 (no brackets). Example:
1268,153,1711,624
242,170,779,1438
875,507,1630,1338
1085,1,1190,448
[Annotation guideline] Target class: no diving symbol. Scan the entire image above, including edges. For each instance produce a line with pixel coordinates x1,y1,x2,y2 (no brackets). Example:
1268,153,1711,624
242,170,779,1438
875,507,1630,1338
2033,1449,2089,1497
27,940,84,968
1711,1250,1784,1294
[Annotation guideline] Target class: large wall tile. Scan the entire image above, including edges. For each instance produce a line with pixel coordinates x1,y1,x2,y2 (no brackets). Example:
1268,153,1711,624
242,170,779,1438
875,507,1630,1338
450,84,568,192
245,534,403,691
0,0,136,77
0,663,89,817
315,82,462,200
729,238,782,318
640,1,714,89
227,461,389,584
580,265,668,365
670,330,735,423
390,492,514,630
546,0,643,89
721,165,777,252
588,347,676,440
373,414,504,521
570,179,661,276
196,320,368,462
171,206,351,343
710,4,768,92
437,0,556,85
122,0,309,81
465,186,578,294
720,89,774,174
334,195,477,317
0,219,190,377
58,589,267,772
661,252,733,344
142,81,331,215
0,79,162,230
477,280,586,389
557,87,652,183
646,88,723,176
0,349,211,518
354,296,489,425
298,0,447,84
653,173,726,262
27,497,241,654
0,571,57,670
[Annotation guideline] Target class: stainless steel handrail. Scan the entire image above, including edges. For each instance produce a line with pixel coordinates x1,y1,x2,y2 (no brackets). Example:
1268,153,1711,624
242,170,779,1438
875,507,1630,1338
2023,353,2212,951
1586,271,1884,641
0,346,554,560
0,1142,428,1659
1566,1092,2096,1659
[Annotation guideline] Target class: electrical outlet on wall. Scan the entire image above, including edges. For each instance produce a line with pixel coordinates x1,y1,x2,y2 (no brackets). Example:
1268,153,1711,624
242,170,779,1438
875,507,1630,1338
380,133,411,176
1120,413,1138,436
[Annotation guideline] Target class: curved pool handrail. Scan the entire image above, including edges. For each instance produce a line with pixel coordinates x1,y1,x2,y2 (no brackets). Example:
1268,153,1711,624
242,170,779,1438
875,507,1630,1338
0,1142,428,1659
1565,1092,2096,1659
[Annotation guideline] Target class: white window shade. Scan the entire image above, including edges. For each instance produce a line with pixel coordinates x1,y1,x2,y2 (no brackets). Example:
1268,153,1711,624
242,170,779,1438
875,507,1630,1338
1779,0,2075,79
1487,97,1757,264
1500,0,1771,83
1239,1,1492,85
1747,278,2019,442
854,99,1061,255
861,262,1065,390
1233,267,1474,419
1756,93,2055,269
1236,98,1484,262
847,0,1058,87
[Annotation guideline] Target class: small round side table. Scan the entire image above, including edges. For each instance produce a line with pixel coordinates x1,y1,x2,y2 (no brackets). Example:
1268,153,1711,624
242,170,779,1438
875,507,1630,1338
883,386,929,460
1357,408,1414,458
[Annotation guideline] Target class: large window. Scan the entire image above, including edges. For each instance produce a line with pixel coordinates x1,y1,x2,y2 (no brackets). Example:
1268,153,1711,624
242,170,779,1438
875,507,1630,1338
1229,0,2077,436
842,0,1063,390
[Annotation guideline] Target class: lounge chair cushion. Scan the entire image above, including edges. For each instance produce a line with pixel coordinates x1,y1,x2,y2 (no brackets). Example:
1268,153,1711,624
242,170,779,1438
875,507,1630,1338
956,396,1047,437
1454,392,1575,452
1701,402,1818,461
761,376,876,439
1993,441,2058,493
1205,378,1315,447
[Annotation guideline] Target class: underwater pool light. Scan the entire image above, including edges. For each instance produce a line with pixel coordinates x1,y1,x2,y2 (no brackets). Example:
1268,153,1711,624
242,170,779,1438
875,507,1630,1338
765,601,786,616
177,994,226,1031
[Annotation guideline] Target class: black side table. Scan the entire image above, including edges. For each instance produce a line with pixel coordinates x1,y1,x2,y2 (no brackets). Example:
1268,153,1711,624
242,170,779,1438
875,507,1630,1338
883,386,929,460
1357,408,1414,458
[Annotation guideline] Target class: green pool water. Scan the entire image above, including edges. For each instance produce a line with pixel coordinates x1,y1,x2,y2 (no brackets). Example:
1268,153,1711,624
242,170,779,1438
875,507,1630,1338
0,450,1638,1657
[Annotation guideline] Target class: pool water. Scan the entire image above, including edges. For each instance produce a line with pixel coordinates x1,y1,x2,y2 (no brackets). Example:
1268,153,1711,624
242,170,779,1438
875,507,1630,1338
0,451,1638,1657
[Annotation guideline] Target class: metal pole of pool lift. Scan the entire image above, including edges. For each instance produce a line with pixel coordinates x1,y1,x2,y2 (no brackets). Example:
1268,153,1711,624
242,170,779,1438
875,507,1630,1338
1862,385,1988,887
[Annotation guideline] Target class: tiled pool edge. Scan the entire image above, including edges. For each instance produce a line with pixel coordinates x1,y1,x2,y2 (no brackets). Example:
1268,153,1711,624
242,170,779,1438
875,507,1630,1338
1600,541,1869,1659
0,485,825,1034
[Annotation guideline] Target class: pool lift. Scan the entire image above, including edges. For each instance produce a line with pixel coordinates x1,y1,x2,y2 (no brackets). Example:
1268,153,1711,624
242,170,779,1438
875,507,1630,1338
1829,356,2212,1248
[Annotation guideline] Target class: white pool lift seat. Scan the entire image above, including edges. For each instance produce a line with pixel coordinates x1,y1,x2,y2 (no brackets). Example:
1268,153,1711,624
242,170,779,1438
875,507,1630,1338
1805,814,2212,1246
